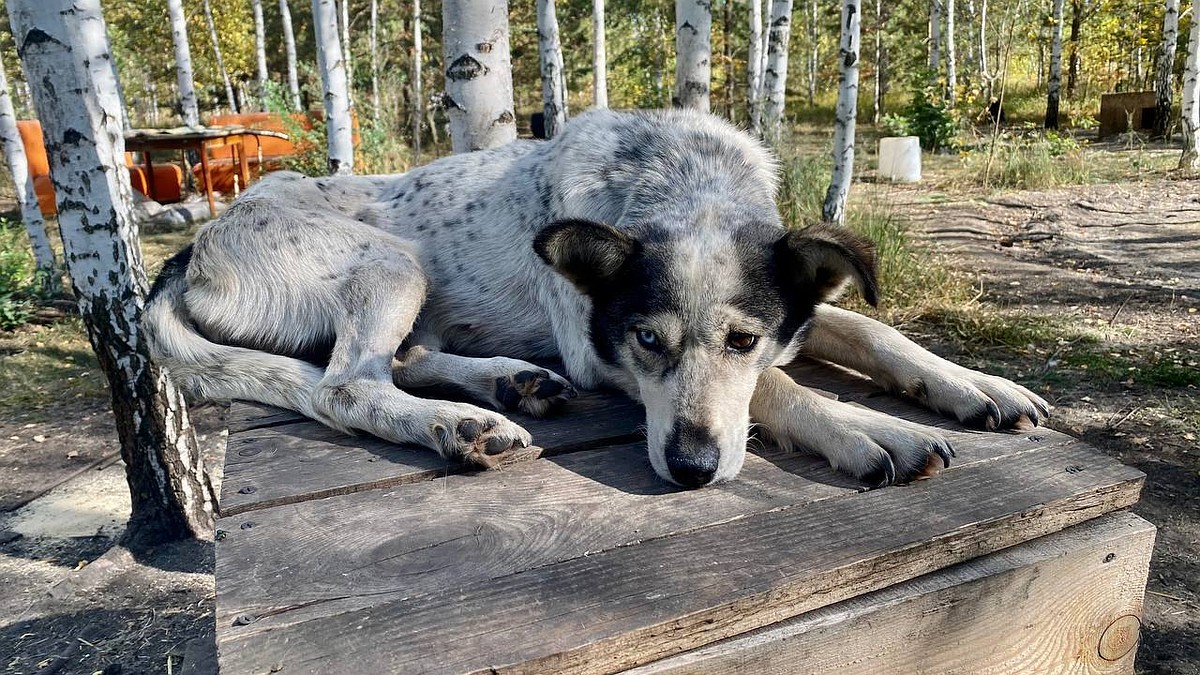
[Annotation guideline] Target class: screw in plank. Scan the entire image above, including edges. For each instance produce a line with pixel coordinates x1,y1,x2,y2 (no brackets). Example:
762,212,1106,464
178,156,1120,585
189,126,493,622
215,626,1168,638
233,614,258,626
237,486,257,494
240,521,256,530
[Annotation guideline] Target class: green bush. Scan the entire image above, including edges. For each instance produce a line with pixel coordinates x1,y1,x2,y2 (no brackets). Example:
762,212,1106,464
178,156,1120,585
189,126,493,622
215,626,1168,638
0,222,38,330
881,87,959,152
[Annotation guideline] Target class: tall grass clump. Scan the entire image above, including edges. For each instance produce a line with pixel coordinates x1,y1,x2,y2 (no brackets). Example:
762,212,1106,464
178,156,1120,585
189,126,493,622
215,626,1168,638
0,221,43,330
775,155,974,316
966,129,1091,190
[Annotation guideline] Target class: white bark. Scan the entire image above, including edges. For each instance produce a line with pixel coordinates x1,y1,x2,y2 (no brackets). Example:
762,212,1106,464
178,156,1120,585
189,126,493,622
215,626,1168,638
822,0,860,225
280,0,303,111
945,0,956,104
370,0,380,119
979,0,990,96
675,0,713,111
807,0,818,104
1181,11,1199,169
749,0,764,131
536,0,568,138
442,0,517,153
252,0,269,110
412,0,423,156
1154,0,1180,137
929,0,941,77
167,0,200,126
339,0,355,107
594,0,609,107
313,0,355,173
1045,0,1064,129
203,0,239,113
762,0,794,140
873,0,886,124
9,0,215,547
0,52,57,287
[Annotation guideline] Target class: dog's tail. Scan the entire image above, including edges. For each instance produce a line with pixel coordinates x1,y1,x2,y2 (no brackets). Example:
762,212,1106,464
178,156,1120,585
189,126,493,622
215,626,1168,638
144,246,326,419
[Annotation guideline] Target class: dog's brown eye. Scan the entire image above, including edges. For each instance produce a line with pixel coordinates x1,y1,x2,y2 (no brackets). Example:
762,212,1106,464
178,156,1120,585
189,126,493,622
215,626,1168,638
726,332,758,352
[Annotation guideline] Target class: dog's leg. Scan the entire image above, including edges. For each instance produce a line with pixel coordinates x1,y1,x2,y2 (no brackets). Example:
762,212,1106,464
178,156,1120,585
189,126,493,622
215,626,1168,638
393,346,577,417
803,305,1051,430
751,367,954,486
310,259,532,468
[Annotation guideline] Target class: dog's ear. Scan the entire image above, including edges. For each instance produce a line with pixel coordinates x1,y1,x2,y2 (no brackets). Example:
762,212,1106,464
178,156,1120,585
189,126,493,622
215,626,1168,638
774,223,879,307
534,220,640,294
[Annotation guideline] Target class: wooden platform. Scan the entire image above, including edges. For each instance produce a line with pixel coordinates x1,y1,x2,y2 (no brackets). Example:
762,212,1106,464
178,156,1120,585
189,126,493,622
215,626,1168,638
214,360,1152,674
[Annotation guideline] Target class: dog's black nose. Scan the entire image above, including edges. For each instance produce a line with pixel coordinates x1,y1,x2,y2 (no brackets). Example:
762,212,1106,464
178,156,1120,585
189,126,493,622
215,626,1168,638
666,452,718,487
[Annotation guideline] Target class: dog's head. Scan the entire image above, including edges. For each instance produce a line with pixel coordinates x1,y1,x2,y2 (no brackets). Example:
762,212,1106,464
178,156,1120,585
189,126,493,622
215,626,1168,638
535,218,878,488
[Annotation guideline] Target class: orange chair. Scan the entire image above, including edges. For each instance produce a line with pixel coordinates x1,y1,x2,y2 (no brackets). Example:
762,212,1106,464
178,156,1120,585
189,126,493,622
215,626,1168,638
17,119,184,216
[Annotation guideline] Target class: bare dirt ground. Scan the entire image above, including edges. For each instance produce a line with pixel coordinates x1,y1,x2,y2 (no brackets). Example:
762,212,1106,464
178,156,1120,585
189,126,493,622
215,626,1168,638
0,179,1196,674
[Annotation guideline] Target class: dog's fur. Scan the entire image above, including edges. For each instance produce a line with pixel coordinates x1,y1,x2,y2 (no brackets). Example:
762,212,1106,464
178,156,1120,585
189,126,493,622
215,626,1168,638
144,109,1049,488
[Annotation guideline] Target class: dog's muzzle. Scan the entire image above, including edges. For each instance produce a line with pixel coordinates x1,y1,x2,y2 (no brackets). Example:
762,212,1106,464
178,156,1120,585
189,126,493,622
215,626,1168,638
664,420,720,488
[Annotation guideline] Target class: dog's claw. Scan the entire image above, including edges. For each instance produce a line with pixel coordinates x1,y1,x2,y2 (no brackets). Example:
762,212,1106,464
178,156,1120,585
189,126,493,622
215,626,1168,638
494,368,577,418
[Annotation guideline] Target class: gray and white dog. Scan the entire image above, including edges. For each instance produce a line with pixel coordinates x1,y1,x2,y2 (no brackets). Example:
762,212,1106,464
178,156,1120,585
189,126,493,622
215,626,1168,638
145,109,1049,488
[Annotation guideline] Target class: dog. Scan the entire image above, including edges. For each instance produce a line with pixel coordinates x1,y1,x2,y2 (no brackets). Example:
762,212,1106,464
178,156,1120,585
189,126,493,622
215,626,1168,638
144,108,1049,488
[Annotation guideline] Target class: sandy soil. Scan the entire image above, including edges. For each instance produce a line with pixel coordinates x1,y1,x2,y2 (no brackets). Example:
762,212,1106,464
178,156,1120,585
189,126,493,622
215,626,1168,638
0,180,1196,674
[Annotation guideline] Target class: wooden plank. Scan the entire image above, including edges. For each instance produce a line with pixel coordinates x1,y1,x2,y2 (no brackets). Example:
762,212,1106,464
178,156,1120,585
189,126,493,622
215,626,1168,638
629,511,1156,675
219,389,644,516
218,358,976,516
214,423,1080,634
217,442,1143,675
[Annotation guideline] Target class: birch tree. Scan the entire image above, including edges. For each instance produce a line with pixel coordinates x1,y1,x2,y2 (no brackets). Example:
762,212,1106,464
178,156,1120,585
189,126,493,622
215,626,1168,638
979,0,991,97
442,0,517,153
202,0,239,113
873,0,888,123
945,0,957,104
594,0,609,107
822,0,861,225
9,0,216,548
808,0,818,104
536,0,568,138
252,0,270,109
370,0,380,119
1154,0,1180,137
339,0,355,107
929,0,942,77
412,0,423,156
0,53,57,290
167,0,200,126
749,0,764,131
1181,10,1199,169
281,0,303,110
675,0,713,111
762,0,794,140
1044,0,1064,129
313,0,355,173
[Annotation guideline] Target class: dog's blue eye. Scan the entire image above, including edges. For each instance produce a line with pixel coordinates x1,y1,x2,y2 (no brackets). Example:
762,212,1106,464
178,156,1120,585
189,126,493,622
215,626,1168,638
726,332,758,352
635,329,660,351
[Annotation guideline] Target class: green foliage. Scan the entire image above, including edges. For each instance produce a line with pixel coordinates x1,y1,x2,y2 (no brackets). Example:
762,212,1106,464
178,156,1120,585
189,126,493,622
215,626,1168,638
966,129,1091,189
0,221,38,331
880,86,958,152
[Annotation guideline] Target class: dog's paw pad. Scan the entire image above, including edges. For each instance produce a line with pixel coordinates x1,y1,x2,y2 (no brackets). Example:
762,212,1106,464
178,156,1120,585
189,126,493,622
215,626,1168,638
434,414,533,470
494,369,577,417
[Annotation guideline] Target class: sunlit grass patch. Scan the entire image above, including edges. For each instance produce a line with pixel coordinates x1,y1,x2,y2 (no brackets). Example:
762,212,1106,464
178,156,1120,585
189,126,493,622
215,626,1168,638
0,318,108,421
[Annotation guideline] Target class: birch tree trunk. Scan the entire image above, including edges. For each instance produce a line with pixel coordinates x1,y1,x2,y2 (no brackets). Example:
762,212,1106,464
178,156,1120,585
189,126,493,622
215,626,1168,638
594,0,609,107
675,0,713,111
749,0,764,131
929,0,941,78
762,0,794,141
412,0,423,157
945,0,957,104
370,0,380,120
313,0,355,173
1044,0,1064,129
0,53,58,290
808,0,818,105
9,0,216,548
203,0,239,113
873,0,888,123
1154,0,1180,138
167,0,200,126
1181,11,1199,169
280,0,303,111
979,0,990,97
339,0,355,107
442,0,517,153
253,0,269,110
822,0,860,225
723,0,735,119
536,0,568,138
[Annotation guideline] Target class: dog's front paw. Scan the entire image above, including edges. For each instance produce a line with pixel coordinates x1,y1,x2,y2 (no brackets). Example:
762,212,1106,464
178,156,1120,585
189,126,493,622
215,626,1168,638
913,367,1051,431
493,368,578,417
793,406,955,488
430,406,533,469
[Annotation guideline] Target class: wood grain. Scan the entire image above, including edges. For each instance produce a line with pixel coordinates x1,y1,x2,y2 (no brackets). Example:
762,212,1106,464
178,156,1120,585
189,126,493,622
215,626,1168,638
628,510,1155,675
217,442,1143,675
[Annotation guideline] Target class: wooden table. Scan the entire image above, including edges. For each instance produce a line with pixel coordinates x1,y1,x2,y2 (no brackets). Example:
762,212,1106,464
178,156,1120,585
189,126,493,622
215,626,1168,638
124,126,288,216
214,359,1152,674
